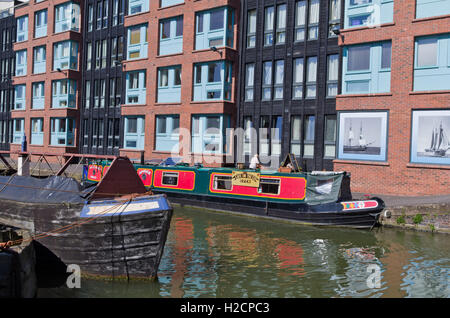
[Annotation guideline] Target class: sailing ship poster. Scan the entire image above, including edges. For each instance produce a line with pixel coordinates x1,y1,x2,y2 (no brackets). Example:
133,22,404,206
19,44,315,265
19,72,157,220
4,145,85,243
411,110,450,165
337,111,388,162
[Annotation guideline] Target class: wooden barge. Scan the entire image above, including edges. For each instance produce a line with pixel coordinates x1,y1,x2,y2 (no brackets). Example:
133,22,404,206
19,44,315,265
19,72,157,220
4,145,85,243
0,156,173,281
84,161,384,229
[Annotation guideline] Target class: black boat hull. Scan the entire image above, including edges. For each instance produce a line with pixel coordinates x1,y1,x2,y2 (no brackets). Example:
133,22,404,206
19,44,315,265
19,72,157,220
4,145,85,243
153,190,383,229
0,198,173,280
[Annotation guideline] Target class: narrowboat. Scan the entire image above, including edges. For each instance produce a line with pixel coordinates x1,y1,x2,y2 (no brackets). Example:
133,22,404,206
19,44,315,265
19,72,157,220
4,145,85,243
0,157,173,281
83,160,384,229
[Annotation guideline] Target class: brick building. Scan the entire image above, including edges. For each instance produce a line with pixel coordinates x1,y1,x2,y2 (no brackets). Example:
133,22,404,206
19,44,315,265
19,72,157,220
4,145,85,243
236,0,342,171
10,0,83,156
118,0,240,166
334,0,450,195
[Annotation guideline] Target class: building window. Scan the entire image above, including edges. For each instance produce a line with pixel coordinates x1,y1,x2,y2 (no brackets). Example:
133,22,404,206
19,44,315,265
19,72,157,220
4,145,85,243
126,70,146,104
159,16,183,56
264,6,274,46
290,116,302,156
109,77,121,107
31,118,44,145
94,79,106,108
259,116,270,155
85,81,91,109
35,10,47,38
50,117,75,146
112,0,124,26
54,2,80,33
308,0,320,40
52,79,77,108
32,82,45,109
327,54,339,97
274,60,284,99
14,85,26,110
276,4,287,44
191,115,229,154
155,115,180,152
193,61,232,101
414,34,450,91
128,0,149,15
324,115,337,158
16,15,28,42
304,115,315,157
245,63,255,101
243,116,253,155
416,0,450,19
247,9,257,48
107,118,120,148
127,24,148,60
160,0,184,8
102,0,108,28
306,56,317,98
329,0,341,37
12,119,24,144
271,116,283,156
15,50,27,76
195,7,234,50
87,4,93,31
53,40,78,71
86,42,92,70
157,65,181,103
345,0,394,28
33,46,46,74
111,36,124,67
293,58,304,99
95,40,108,69
262,61,272,100
343,42,391,94
124,116,145,150
295,1,306,42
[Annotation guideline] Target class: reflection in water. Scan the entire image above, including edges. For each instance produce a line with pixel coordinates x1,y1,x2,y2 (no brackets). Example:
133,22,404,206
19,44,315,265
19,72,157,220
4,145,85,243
38,207,450,298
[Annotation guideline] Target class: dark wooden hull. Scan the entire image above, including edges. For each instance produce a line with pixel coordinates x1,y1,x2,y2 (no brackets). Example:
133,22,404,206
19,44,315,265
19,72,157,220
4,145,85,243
0,198,173,280
153,190,383,229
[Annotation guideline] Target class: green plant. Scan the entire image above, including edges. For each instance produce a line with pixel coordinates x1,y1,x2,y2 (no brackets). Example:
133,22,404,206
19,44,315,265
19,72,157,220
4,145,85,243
413,214,423,225
429,224,436,233
396,215,406,225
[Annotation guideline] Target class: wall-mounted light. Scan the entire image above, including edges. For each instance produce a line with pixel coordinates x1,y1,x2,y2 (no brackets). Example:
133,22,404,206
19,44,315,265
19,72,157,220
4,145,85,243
332,25,341,36
210,46,222,57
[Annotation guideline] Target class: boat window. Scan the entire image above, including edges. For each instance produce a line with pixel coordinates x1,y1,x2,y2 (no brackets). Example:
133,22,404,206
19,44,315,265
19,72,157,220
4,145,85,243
258,178,280,195
213,175,232,190
162,171,179,186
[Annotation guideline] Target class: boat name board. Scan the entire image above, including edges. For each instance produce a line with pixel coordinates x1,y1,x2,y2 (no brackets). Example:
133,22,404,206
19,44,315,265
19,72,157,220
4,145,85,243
231,171,260,187
341,200,379,211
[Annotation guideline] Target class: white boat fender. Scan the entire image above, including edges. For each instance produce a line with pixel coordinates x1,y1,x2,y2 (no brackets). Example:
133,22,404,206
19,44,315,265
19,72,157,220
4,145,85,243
383,210,392,219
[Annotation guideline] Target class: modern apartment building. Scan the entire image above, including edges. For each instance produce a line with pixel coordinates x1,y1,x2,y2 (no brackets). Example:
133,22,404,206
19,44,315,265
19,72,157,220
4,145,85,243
334,0,450,195
118,0,240,165
236,0,342,171
80,0,125,156
10,0,83,155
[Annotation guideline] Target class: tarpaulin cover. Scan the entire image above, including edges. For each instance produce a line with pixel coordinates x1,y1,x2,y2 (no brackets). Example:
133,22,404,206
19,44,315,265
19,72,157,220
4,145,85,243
304,172,345,205
0,175,84,204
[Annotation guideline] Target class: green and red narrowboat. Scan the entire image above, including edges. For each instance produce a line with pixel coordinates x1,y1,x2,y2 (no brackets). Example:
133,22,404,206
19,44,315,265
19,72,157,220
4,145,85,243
83,162,384,229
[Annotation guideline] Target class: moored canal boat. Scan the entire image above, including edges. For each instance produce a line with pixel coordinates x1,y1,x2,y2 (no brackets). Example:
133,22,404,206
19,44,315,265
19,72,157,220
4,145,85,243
84,161,384,229
0,157,173,281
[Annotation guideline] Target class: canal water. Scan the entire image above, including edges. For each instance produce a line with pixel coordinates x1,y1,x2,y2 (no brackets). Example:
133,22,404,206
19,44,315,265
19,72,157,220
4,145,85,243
38,206,449,298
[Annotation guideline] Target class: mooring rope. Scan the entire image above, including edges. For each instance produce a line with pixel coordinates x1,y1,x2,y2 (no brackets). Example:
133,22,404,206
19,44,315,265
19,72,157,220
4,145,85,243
0,191,154,250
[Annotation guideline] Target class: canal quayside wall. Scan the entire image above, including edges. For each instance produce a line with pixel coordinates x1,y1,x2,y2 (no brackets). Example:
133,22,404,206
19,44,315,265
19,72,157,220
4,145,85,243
354,193,450,234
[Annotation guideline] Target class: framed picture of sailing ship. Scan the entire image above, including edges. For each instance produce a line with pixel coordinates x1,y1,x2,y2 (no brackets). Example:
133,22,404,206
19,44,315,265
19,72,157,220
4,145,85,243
337,111,388,162
411,110,450,165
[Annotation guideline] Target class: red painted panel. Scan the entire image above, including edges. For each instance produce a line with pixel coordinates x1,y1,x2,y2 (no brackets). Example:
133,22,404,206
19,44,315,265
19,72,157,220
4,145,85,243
137,168,153,187
153,169,196,191
87,165,103,182
209,173,306,200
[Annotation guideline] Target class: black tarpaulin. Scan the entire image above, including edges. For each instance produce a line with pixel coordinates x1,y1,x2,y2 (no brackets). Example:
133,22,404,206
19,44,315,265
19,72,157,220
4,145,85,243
0,175,84,204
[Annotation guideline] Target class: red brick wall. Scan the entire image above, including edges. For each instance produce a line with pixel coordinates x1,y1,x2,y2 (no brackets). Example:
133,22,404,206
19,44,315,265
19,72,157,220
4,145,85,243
120,0,240,166
334,0,450,196
11,0,83,157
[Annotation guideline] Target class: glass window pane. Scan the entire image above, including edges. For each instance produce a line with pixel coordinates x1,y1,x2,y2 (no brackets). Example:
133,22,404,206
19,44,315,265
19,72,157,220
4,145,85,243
381,42,392,69
417,38,437,67
347,45,371,71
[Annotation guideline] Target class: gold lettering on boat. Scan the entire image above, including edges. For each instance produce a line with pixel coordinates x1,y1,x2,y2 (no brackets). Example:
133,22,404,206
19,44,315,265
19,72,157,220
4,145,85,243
231,171,260,187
